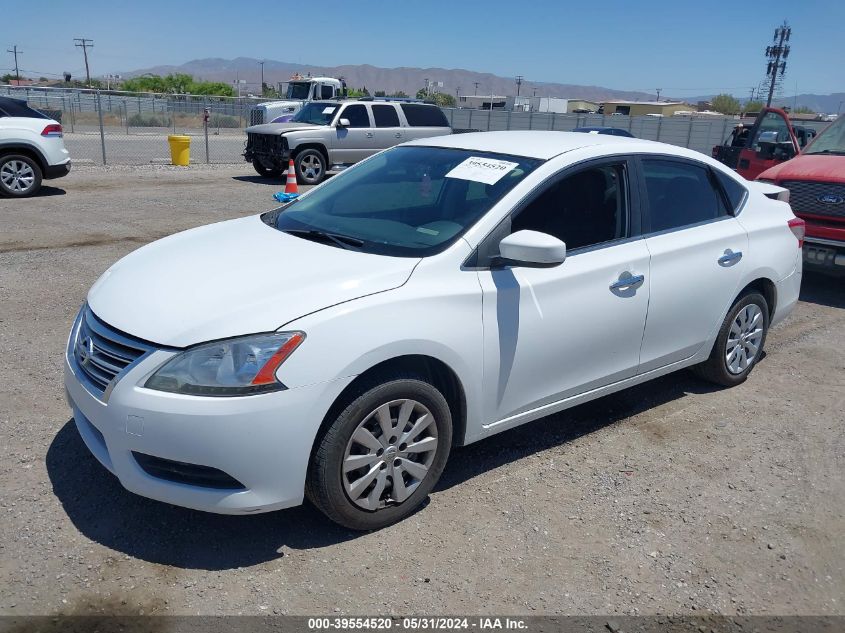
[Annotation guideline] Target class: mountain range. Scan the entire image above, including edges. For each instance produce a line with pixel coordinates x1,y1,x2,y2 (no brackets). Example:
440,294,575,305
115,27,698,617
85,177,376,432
125,57,844,113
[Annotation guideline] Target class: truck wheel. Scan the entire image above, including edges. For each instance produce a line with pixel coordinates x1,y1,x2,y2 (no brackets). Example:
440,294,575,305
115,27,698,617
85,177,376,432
306,373,452,530
0,154,42,198
252,160,283,178
295,149,326,185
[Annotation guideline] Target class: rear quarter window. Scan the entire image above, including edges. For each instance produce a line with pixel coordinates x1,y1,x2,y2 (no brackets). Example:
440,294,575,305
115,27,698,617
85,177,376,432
0,99,49,119
714,170,748,214
400,104,449,127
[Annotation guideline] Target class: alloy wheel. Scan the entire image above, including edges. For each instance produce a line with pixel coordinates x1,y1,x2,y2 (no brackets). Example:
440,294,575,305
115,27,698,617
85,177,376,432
342,399,439,511
725,303,764,374
0,160,36,194
299,154,323,183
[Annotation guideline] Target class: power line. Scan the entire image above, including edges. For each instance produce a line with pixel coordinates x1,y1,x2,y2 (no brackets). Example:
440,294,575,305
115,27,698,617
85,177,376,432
73,38,94,87
6,45,22,82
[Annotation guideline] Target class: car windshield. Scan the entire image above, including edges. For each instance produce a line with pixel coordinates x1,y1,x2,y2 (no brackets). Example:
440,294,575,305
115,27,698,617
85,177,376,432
290,102,338,125
264,146,543,257
286,82,312,100
803,116,845,155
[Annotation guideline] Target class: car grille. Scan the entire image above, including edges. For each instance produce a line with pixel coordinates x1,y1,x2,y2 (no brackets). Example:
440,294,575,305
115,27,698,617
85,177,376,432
246,132,285,156
249,109,265,126
781,180,845,219
72,306,154,397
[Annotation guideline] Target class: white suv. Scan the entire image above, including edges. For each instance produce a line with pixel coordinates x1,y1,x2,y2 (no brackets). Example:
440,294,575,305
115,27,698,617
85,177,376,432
0,96,71,197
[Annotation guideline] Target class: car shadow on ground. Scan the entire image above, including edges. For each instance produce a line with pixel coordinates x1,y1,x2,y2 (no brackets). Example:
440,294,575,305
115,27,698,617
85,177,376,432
11,185,67,198
799,271,845,309
231,175,285,186
47,371,717,571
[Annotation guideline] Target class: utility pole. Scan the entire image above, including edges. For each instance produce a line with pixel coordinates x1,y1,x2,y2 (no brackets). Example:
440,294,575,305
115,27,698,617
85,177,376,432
259,60,265,95
764,21,791,107
423,77,430,96
6,45,22,82
473,82,479,96
74,38,94,87
655,88,662,102
515,75,523,97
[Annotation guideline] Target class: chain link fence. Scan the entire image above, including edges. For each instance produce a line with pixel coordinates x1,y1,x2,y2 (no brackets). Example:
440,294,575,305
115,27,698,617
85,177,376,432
2,85,833,166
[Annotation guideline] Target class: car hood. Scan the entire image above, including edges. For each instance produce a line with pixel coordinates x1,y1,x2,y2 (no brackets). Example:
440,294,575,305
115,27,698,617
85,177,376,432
87,216,419,348
758,154,845,183
245,122,320,135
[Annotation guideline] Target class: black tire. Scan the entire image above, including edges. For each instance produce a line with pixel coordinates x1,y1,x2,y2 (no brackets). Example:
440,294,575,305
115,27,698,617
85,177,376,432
0,154,42,198
252,159,283,178
693,291,770,387
294,149,327,185
306,374,452,530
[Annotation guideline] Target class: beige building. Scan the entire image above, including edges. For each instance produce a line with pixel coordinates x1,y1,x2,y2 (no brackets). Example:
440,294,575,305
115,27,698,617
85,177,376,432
601,100,690,117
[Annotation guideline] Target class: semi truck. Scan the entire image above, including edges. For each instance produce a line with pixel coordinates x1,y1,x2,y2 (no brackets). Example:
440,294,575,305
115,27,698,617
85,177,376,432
248,76,346,126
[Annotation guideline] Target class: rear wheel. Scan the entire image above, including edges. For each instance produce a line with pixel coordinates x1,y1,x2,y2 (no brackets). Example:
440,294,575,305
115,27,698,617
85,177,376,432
0,154,42,197
294,149,326,185
694,291,769,386
252,159,283,178
306,374,452,530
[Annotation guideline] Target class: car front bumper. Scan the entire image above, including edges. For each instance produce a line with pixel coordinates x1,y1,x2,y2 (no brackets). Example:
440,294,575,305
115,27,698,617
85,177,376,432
64,326,353,515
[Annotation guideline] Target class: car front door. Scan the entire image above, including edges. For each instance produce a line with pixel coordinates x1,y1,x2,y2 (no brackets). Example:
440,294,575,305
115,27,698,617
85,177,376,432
333,104,377,165
476,158,651,432
737,108,799,179
637,157,748,373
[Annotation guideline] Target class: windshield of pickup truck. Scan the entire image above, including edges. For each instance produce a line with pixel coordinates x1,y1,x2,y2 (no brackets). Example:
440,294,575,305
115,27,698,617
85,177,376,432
286,82,312,100
290,102,338,125
804,116,845,155
265,146,542,257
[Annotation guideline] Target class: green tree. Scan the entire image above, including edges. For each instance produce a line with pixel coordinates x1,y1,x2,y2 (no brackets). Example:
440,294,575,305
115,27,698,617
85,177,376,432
793,106,816,114
431,92,456,107
712,94,741,115
1,73,15,83
346,87,367,98
391,90,408,98
121,73,234,97
374,90,386,97
743,100,764,114
415,88,427,100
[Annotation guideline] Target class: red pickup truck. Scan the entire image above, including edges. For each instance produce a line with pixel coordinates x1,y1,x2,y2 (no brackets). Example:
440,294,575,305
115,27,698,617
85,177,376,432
755,112,845,275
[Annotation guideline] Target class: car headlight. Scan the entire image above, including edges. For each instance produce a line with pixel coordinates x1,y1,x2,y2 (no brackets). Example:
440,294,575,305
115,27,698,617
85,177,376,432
144,332,305,396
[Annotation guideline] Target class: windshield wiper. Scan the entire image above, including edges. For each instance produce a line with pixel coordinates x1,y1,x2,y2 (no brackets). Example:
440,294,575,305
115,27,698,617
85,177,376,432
805,149,845,155
282,228,364,250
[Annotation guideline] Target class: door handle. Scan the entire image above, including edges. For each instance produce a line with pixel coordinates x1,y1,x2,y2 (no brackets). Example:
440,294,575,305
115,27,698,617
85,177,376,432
718,250,743,266
610,274,645,290
366,132,374,138
394,133,402,138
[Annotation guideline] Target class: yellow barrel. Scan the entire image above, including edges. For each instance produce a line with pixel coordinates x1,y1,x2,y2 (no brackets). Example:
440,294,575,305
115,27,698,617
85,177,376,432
167,135,191,166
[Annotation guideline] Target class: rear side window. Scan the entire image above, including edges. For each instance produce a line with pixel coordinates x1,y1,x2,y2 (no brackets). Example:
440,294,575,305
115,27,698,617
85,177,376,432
714,170,747,214
0,98,49,119
320,85,334,99
642,159,728,232
341,104,370,128
372,104,400,127
400,104,448,127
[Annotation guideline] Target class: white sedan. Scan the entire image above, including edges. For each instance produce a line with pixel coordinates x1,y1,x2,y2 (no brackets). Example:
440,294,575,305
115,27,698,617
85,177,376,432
65,132,803,530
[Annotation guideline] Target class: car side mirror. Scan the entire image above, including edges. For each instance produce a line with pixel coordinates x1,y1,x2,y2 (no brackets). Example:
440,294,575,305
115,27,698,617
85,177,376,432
336,118,350,128
497,230,567,268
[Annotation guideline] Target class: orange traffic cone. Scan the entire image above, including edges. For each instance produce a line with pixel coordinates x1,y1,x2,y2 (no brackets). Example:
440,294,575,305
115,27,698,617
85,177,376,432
284,159,298,194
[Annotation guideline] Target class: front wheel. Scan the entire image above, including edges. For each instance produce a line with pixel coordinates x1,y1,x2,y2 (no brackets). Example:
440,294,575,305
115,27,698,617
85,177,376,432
694,291,769,386
294,149,326,185
306,375,452,530
0,154,42,197
252,159,283,178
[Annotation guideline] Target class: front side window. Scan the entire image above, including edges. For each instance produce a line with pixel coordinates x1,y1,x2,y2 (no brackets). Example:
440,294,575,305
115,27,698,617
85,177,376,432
372,104,400,127
642,159,728,232
320,85,334,99
511,164,629,251
286,82,311,100
266,146,542,256
340,104,370,128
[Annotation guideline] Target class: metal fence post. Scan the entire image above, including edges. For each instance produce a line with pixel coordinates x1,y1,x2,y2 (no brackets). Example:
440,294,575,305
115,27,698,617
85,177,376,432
468,109,473,129
96,90,107,164
551,112,556,130
656,115,663,141
204,107,210,164
124,104,129,135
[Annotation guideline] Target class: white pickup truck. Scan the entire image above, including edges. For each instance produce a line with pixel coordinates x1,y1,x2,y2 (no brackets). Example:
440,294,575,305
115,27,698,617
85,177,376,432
248,77,346,126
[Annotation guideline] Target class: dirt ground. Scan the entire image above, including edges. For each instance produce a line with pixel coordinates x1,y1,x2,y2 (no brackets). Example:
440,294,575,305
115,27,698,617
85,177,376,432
1,165,843,617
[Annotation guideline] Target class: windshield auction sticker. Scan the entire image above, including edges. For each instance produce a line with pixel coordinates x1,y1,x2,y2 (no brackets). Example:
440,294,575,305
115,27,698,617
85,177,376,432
445,157,519,185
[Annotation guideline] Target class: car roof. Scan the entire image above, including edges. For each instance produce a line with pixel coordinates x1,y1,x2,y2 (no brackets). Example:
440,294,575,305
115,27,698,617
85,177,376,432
404,130,648,159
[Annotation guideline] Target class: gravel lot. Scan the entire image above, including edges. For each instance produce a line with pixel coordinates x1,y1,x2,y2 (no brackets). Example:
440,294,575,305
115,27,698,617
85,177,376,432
1,165,843,617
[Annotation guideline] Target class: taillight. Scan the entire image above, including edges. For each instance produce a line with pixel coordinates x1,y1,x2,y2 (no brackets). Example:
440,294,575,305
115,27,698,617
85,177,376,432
41,124,63,138
787,217,805,248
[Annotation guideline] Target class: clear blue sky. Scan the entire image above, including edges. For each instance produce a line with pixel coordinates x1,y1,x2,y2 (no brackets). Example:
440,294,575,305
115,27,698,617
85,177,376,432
2,0,843,96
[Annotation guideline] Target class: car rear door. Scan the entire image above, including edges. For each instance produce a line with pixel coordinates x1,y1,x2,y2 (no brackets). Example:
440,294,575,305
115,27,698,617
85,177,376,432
637,156,748,373
737,108,800,179
372,104,405,148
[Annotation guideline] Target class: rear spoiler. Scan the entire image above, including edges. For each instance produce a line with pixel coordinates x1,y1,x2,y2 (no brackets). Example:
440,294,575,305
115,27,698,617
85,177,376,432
749,180,790,203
